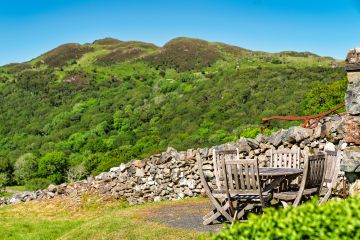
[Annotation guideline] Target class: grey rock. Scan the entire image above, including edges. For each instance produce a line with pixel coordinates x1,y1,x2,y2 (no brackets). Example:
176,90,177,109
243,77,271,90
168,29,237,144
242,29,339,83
341,146,360,172
47,184,57,193
135,168,145,177
269,130,287,147
247,138,259,149
282,126,313,143
109,166,120,172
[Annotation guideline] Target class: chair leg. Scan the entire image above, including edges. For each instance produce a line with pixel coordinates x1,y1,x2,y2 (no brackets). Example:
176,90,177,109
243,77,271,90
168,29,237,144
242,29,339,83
281,201,289,208
202,201,230,225
231,209,239,226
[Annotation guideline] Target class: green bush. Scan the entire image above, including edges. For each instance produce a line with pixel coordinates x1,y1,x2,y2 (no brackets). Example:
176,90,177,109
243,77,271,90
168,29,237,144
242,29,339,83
214,197,360,240
25,178,52,191
38,152,68,184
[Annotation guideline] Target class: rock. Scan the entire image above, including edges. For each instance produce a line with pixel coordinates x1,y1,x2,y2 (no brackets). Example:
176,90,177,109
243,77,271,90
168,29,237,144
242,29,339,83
269,130,287,147
184,188,193,197
255,134,269,143
341,146,360,172
203,170,214,179
324,141,336,151
154,196,161,202
187,179,196,189
237,141,251,153
9,197,21,204
47,184,57,193
339,116,360,144
133,160,146,168
109,166,120,172
119,163,127,172
246,139,259,149
282,126,313,143
135,168,145,177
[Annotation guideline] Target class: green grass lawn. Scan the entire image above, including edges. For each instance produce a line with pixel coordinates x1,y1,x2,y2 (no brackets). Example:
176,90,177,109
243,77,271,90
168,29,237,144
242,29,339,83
0,195,210,240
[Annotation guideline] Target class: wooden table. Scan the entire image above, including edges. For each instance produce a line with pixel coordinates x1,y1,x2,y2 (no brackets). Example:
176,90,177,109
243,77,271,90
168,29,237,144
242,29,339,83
259,167,303,192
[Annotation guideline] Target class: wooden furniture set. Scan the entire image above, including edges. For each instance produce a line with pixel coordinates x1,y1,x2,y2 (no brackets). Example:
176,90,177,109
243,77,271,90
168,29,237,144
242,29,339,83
197,148,341,225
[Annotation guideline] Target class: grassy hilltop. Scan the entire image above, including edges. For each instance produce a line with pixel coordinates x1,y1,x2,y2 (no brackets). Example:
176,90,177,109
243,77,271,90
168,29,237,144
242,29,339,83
0,37,347,188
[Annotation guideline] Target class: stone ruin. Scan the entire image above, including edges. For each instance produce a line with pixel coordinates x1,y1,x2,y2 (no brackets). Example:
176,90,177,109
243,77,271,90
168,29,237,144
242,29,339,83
1,47,360,206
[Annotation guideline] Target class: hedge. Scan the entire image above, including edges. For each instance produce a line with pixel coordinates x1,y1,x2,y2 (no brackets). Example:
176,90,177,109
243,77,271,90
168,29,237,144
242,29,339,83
214,197,360,240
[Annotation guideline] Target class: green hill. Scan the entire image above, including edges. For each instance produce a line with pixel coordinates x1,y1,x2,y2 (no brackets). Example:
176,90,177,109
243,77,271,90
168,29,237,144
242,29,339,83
0,37,346,188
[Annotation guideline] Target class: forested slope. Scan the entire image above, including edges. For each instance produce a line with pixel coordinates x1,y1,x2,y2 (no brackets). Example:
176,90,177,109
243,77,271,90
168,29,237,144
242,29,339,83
0,37,347,188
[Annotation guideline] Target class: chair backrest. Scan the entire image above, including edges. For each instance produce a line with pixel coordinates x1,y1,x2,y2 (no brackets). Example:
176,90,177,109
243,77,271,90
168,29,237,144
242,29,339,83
213,149,239,189
270,148,300,168
221,158,262,196
304,153,327,189
323,151,340,186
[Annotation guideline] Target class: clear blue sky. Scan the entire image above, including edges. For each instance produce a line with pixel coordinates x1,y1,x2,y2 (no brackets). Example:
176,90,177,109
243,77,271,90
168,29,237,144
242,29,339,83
1,0,360,65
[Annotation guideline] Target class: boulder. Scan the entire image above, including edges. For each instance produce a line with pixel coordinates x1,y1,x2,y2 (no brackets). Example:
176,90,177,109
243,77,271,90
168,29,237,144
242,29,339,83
341,146,360,172
269,129,287,147
282,126,313,143
133,160,146,168
47,184,57,193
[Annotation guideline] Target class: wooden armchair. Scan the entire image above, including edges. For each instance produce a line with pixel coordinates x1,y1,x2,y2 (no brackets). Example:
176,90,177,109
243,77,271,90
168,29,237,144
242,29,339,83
319,150,341,204
221,158,272,223
273,153,326,207
197,149,239,225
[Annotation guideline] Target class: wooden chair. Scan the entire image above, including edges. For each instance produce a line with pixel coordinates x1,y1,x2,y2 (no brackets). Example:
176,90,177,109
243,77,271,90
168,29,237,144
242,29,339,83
270,148,300,168
213,149,239,190
198,149,239,225
318,150,341,204
221,158,271,223
269,148,301,190
273,153,326,207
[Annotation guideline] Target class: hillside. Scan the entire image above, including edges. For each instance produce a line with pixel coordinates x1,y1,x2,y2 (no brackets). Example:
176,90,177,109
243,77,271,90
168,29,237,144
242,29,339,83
0,37,347,189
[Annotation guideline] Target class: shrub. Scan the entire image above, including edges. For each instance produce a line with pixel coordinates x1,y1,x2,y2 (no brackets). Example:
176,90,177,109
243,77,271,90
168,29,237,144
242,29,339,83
42,43,93,67
214,197,360,240
25,178,52,191
0,173,8,192
38,152,68,184
14,153,38,184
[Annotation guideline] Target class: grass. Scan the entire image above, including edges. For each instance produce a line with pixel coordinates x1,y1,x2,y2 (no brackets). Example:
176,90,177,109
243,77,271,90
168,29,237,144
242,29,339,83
6,186,28,192
0,195,210,240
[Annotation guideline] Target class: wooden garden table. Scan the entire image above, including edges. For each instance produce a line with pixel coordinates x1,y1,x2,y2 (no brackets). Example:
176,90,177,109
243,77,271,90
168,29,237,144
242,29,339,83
259,167,303,192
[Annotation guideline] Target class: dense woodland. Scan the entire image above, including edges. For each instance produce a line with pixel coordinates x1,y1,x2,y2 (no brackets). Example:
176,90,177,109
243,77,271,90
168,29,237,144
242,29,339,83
0,37,347,189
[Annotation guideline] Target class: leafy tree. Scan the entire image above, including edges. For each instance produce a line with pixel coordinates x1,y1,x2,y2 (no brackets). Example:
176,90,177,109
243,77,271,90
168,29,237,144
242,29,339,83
38,152,68,184
14,153,38,184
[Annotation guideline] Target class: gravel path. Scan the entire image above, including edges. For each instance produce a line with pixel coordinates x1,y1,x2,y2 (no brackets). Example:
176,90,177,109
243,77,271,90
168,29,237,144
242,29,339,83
144,198,224,232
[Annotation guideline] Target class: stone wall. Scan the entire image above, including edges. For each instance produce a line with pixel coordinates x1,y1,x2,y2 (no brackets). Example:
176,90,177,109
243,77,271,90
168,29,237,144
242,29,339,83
340,47,360,188
2,113,359,206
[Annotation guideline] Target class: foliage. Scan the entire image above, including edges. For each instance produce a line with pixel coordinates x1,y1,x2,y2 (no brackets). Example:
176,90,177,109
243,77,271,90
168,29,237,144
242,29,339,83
14,153,38,184
25,178,52,191
0,37,346,186
0,173,8,193
302,78,347,115
144,37,222,71
38,152,68,184
41,43,93,67
214,197,360,240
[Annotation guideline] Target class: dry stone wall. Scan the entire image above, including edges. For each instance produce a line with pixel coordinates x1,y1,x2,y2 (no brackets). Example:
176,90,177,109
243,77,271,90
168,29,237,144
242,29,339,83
2,113,359,207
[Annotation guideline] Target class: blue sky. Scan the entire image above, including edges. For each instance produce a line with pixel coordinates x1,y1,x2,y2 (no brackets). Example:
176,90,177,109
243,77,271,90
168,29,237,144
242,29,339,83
1,0,360,65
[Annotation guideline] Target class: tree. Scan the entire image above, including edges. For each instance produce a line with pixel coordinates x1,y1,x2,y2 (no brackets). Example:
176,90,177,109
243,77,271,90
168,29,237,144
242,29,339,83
14,153,38,184
38,152,68,184
0,173,8,193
